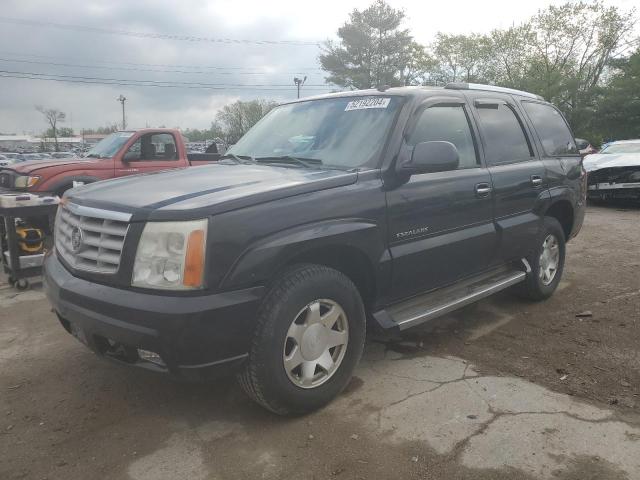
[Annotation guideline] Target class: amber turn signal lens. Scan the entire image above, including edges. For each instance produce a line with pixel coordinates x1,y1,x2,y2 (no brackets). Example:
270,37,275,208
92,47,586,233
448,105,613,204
183,229,205,287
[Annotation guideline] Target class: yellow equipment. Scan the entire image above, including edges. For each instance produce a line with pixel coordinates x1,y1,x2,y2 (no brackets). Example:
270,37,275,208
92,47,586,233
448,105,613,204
15,225,44,254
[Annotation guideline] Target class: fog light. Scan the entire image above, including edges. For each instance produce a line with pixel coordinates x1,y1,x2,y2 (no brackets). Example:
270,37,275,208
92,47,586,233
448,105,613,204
137,349,165,366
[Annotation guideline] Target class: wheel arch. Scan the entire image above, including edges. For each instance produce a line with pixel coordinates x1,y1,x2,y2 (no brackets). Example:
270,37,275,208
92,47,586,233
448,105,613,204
219,219,384,311
44,175,101,196
278,244,377,311
544,199,574,240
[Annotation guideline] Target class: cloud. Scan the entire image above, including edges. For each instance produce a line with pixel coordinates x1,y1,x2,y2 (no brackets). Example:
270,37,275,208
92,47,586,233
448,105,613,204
0,0,330,133
0,0,636,134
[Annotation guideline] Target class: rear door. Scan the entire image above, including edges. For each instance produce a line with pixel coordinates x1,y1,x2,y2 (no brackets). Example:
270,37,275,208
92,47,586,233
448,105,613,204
465,92,547,263
115,132,182,177
386,98,497,300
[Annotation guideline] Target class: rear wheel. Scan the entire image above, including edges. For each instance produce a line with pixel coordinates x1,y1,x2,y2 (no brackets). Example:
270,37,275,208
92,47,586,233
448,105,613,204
238,264,366,415
519,217,566,301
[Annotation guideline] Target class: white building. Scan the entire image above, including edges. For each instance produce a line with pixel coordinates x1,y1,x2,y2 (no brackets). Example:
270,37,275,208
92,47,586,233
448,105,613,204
0,135,83,151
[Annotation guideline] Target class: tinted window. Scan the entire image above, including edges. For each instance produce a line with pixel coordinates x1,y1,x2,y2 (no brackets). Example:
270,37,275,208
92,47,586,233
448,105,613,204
522,102,577,156
476,103,532,164
408,106,478,169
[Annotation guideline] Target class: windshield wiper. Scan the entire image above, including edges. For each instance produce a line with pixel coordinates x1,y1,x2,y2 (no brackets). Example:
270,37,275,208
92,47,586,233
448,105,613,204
218,153,258,164
255,155,322,168
84,153,102,158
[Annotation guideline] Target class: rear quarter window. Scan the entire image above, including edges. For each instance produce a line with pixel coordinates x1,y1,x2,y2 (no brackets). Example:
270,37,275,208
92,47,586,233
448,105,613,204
522,102,578,156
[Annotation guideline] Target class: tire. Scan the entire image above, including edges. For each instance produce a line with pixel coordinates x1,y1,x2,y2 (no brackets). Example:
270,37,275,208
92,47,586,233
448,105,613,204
238,264,366,416
519,217,566,301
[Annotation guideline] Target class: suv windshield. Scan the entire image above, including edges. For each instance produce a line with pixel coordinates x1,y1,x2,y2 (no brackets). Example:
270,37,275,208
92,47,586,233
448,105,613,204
84,132,135,158
228,96,403,169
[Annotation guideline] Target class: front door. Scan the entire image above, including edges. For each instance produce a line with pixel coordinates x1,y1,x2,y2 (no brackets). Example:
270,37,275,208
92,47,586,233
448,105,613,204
386,100,497,301
115,132,181,177
465,92,548,263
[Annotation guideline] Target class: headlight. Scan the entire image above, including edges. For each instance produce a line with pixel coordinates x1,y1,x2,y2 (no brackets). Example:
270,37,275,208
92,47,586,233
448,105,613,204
132,219,207,290
14,175,40,188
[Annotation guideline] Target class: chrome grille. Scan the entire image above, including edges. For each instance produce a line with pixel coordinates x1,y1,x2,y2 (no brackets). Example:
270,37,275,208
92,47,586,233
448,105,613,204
55,203,131,273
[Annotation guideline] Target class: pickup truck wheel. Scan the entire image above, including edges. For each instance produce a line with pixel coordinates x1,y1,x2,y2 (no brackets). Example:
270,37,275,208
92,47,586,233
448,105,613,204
238,264,366,416
520,217,566,301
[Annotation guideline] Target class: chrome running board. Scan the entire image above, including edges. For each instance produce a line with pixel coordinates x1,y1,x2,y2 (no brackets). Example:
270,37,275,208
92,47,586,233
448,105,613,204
373,265,527,331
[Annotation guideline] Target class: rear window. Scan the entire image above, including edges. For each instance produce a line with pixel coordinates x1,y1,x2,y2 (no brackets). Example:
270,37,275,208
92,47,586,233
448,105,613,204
475,103,532,165
522,102,578,156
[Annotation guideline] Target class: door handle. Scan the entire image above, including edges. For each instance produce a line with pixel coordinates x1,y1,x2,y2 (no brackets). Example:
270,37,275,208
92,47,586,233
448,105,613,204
531,175,543,187
475,183,492,197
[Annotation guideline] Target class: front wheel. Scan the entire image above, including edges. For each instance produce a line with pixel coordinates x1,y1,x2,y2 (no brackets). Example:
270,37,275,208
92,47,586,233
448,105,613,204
238,264,366,415
519,217,566,301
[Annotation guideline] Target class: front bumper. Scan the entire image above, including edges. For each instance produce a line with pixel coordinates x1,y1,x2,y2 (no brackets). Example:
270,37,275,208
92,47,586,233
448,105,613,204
43,252,265,380
587,182,640,200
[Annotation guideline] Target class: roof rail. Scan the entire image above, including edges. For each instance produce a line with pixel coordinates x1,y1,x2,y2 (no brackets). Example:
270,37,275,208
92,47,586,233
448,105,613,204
444,82,544,101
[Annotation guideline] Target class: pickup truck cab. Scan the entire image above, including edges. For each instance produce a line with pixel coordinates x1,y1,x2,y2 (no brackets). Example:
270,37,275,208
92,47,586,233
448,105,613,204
0,128,217,196
44,84,586,415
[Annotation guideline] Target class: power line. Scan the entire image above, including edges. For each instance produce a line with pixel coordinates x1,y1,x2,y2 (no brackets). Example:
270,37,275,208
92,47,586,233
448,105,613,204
0,69,330,87
0,56,320,76
0,17,321,46
0,71,337,92
0,51,323,71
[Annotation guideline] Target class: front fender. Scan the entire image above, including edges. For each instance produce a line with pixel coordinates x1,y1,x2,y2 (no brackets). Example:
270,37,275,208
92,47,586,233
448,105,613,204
38,174,102,195
220,218,383,290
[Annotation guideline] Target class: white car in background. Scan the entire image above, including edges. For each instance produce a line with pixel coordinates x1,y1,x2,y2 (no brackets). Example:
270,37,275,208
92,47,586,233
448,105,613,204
584,139,640,202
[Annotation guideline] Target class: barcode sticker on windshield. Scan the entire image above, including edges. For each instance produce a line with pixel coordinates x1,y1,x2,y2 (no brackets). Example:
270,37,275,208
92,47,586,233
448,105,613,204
345,97,391,111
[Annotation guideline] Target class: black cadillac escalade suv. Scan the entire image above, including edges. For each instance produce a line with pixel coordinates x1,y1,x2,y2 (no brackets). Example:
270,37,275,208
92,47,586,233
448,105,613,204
44,84,586,415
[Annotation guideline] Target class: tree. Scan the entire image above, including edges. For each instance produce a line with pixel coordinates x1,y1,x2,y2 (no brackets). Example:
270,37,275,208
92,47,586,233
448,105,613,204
82,124,119,135
45,127,73,138
319,0,416,89
591,48,640,142
429,33,493,84
485,1,635,135
35,106,66,152
215,99,277,144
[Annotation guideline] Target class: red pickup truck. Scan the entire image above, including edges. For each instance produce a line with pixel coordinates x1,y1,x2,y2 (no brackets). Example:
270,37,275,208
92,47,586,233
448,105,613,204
0,129,219,197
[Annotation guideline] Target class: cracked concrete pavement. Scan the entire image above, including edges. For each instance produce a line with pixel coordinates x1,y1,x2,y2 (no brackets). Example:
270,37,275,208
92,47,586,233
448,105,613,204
2,205,640,480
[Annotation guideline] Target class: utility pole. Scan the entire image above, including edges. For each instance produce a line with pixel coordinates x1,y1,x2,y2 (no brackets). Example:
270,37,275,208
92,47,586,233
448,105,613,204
293,76,307,99
117,95,127,130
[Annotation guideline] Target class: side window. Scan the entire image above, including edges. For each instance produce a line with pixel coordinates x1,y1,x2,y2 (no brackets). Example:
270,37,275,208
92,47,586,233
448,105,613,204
475,102,533,165
407,105,478,169
522,102,578,156
124,133,178,161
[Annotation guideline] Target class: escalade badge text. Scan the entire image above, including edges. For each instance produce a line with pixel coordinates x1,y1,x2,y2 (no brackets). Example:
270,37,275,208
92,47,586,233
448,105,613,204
396,226,429,239
71,226,84,252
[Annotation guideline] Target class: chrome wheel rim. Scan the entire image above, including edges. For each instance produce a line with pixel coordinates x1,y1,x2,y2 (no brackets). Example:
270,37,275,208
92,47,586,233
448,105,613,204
283,299,349,389
539,234,560,286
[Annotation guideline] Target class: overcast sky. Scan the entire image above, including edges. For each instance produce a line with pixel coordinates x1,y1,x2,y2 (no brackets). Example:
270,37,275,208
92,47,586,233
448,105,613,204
0,0,637,135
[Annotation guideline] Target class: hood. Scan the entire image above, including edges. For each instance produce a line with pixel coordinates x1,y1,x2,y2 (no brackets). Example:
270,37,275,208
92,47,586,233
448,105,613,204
583,153,640,172
67,163,358,220
11,158,99,174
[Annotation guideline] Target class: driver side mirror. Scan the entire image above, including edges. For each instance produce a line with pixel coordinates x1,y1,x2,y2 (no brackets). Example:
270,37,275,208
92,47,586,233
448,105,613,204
574,138,589,150
399,141,460,175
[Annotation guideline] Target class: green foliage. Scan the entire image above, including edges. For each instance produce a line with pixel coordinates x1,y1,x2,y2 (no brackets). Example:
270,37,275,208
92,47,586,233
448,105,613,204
82,124,119,135
591,49,640,141
319,0,418,89
321,0,638,142
45,127,73,138
215,99,277,144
